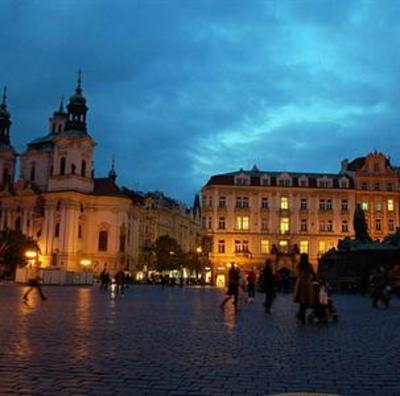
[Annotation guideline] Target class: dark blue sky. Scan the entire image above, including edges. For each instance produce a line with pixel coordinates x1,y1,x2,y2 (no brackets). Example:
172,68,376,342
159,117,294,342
2,0,400,204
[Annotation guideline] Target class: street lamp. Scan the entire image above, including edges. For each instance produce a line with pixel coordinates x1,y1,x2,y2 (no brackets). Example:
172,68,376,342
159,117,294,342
25,250,37,269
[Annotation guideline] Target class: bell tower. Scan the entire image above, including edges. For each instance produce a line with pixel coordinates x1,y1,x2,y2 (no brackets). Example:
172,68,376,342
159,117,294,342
0,87,17,190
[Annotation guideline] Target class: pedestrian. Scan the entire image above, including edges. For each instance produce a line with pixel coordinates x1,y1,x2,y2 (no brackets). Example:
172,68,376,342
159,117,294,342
23,265,47,302
100,268,110,291
263,260,276,313
293,253,315,324
370,266,390,308
388,263,400,299
247,270,256,302
220,264,240,309
115,268,125,295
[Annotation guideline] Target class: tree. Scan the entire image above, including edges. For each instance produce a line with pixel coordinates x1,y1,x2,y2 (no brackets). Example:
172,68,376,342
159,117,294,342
0,229,39,279
182,251,202,278
154,235,183,271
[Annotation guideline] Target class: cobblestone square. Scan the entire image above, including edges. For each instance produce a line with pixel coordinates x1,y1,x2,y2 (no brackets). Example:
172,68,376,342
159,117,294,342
1,285,400,395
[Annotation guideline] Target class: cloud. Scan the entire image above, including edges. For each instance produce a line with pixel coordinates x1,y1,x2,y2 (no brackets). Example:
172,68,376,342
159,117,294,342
1,0,400,203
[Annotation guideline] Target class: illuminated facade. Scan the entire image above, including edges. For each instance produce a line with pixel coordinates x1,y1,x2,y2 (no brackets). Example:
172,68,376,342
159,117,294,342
0,78,200,276
201,152,400,278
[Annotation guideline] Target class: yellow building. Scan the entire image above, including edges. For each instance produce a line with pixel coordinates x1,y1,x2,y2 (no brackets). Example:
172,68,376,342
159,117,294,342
201,152,399,284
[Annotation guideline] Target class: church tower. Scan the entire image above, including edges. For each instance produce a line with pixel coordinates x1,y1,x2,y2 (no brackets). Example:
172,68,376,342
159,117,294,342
0,87,17,190
48,72,95,193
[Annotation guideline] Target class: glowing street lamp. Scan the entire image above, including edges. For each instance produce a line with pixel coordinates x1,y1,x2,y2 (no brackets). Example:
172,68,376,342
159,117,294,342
196,246,202,254
25,250,37,259
80,259,92,267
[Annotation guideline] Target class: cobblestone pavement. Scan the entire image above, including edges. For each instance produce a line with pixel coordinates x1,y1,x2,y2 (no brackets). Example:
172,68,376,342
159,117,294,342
1,285,400,396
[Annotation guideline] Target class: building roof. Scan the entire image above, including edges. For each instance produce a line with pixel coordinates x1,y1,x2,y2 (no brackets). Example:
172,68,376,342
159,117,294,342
93,178,126,197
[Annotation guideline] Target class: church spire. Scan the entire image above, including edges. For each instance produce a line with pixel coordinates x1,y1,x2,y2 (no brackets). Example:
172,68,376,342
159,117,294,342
0,86,12,144
108,154,117,182
65,70,88,133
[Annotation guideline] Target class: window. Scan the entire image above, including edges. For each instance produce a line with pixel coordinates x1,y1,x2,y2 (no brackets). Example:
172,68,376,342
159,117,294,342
300,241,309,254
326,220,333,232
261,177,269,186
30,165,36,181
342,220,348,233
236,197,249,209
201,217,206,228
280,196,289,210
389,219,395,232
300,219,307,232
242,240,249,252
60,157,66,176
376,200,382,211
278,178,291,187
236,177,249,185
98,230,108,251
388,199,394,212
375,219,382,231
261,197,269,209
387,183,393,191
261,219,268,231
260,240,269,254
236,216,249,230
319,199,325,210
319,221,325,232
326,199,332,210
319,241,327,254
218,240,225,254
208,197,213,208
119,233,126,253
78,224,82,239
207,217,212,229
361,183,367,190
374,183,380,191
341,200,348,211
340,180,348,188
361,201,369,211
71,163,76,175
218,217,225,229
299,178,308,187
56,201,61,211
280,218,289,234
218,196,226,208
55,223,60,238
15,216,21,231
300,198,307,210
279,240,289,253
234,240,241,253
81,160,86,177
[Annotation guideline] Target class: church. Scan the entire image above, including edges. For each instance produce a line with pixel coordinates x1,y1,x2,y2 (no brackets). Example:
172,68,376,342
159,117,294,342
0,75,201,277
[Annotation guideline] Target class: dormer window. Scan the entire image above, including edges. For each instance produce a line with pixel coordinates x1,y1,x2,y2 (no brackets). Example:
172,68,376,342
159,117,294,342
260,175,270,186
277,173,292,187
339,177,349,189
317,176,332,188
299,176,308,187
235,173,250,186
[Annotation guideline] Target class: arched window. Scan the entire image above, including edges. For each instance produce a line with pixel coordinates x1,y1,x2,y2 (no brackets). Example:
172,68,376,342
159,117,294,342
55,223,60,238
30,165,36,181
58,124,63,133
71,163,76,175
60,157,66,176
98,230,108,251
78,224,82,239
81,160,86,177
15,216,21,231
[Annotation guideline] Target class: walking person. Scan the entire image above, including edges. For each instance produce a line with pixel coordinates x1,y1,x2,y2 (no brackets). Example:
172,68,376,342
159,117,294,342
247,270,256,302
115,269,125,295
263,260,276,313
23,265,47,302
99,268,110,291
388,263,400,299
220,264,240,309
293,253,315,324
370,266,390,308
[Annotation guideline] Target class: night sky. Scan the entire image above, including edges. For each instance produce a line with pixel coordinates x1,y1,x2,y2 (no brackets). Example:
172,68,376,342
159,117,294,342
2,0,400,204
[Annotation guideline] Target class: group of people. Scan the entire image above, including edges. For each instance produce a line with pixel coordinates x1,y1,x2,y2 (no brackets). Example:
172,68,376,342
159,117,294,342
220,253,338,324
99,268,129,295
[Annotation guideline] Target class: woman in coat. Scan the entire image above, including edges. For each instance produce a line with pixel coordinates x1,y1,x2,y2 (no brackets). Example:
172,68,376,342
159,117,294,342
293,253,315,324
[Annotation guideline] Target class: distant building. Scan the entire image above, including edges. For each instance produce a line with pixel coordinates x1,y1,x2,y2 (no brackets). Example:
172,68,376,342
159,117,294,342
0,77,200,276
201,152,400,285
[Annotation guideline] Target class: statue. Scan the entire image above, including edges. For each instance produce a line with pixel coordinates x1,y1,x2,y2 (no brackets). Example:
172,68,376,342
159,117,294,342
353,204,371,243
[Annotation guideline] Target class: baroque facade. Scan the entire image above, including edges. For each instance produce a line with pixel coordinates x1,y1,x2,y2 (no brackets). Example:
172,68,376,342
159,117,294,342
0,78,200,276
201,152,400,282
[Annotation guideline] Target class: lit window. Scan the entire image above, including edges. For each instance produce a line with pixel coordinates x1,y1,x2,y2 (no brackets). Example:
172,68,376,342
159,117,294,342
319,241,327,254
279,240,289,253
280,196,289,210
260,239,269,254
280,218,289,234
218,240,225,254
218,217,225,229
236,216,249,230
376,200,382,211
361,201,368,211
300,241,309,254
342,220,348,233
388,199,394,212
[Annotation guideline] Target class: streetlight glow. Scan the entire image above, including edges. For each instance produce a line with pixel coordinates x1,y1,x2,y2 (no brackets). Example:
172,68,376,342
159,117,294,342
25,250,37,259
80,259,92,267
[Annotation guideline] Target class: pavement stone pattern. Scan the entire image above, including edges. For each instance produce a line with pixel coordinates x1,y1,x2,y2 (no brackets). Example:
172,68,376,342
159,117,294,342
0,285,400,396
